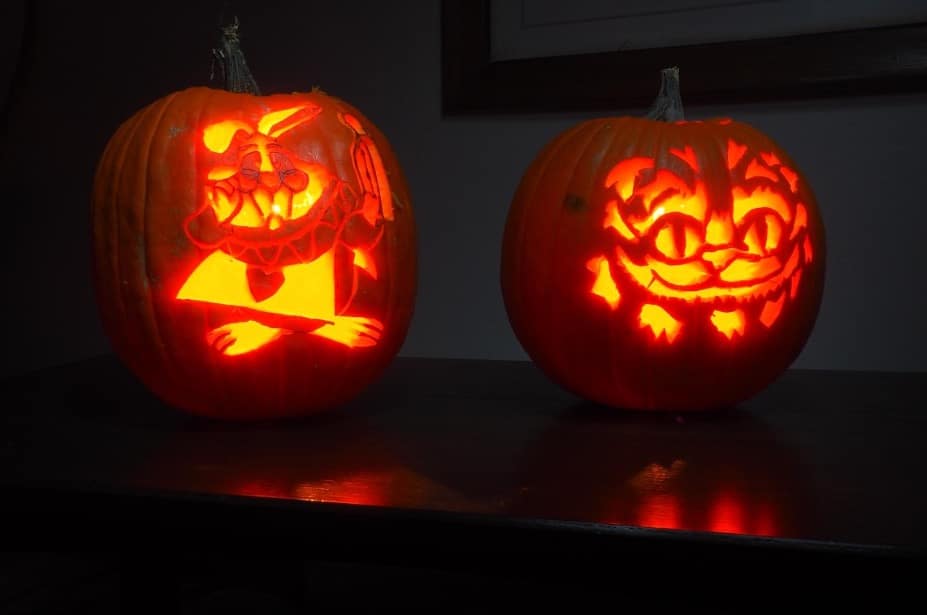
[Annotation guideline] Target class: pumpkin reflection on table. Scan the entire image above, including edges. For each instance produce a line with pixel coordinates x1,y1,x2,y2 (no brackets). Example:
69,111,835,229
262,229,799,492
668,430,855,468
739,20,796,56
509,403,811,538
131,411,492,514
132,398,809,540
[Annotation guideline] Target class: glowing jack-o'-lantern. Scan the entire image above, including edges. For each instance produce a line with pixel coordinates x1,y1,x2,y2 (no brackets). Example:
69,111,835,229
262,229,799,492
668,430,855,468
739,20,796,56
91,21,416,419
501,68,825,411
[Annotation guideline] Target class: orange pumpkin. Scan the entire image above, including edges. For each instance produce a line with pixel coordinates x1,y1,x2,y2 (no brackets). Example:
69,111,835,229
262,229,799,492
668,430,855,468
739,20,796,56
91,22,416,419
501,68,825,411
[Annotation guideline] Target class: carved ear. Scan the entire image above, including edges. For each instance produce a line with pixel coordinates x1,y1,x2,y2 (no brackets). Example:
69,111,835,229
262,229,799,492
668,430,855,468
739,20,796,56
203,120,253,153
605,157,653,201
257,104,322,138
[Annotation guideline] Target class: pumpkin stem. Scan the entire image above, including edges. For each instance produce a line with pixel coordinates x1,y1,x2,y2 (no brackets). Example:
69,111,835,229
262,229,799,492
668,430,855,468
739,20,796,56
646,67,684,122
211,16,261,95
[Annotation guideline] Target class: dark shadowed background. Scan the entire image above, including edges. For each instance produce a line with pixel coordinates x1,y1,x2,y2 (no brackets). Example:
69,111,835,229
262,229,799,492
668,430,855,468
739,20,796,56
1,0,925,376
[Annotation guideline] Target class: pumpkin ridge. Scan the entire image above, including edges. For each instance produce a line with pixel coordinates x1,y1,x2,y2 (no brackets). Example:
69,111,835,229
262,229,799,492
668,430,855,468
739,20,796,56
541,121,609,385
503,120,590,359
92,112,139,363
120,96,176,389
142,91,183,395
570,121,629,401
109,108,154,377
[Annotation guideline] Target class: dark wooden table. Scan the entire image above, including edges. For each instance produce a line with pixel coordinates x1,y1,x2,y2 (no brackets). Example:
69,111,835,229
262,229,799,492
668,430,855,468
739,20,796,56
1,355,924,609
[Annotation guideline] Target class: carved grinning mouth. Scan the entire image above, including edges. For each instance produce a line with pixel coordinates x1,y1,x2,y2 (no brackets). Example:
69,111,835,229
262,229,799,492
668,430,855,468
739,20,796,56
619,241,805,305
588,235,812,342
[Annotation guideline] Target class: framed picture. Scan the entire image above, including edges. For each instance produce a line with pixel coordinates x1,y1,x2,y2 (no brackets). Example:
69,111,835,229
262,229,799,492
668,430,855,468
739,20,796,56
442,0,927,114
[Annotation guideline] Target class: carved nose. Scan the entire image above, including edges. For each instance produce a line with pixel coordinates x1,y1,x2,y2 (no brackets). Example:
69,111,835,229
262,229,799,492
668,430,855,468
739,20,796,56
260,171,281,190
702,247,738,271
282,169,308,192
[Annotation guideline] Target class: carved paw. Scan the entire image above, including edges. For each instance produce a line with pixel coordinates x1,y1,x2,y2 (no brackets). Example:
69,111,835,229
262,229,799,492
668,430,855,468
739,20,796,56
206,320,283,356
312,316,383,348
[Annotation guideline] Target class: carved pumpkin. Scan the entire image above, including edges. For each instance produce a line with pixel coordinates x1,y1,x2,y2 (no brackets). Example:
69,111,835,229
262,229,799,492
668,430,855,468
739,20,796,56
501,68,825,411
91,22,416,419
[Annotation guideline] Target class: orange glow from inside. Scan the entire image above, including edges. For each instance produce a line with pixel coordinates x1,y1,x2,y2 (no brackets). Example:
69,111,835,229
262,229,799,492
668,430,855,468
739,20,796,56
257,104,322,137
790,203,808,240
203,108,332,229
207,164,238,181
613,238,802,303
587,256,621,309
176,105,393,357
639,304,682,343
340,112,365,134
803,235,814,263
719,254,781,283
742,213,783,256
603,200,636,240
746,158,779,182
711,308,746,339
790,268,802,300
760,151,782,167
178,250,331,318
779,166,799,193
230,195,264,227
631,171,703,226
340,112,394,221
605,157,654,201
759,293,785,328
206,320,283,356
733,186,793,226
177,250,382,354
203,120,252,153
646,257,711,288
669,145,699,171
654,221,702,260
705,211,735,245
353,248,378,279
727,140,748,169
591,145,813,344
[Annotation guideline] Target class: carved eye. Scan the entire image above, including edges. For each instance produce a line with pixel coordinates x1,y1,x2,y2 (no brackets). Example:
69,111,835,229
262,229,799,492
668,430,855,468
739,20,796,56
270,151,294,171
651,214,704,260
740,211,785,256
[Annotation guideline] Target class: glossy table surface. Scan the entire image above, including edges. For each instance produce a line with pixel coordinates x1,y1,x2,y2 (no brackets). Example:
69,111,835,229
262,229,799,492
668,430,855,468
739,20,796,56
1,355,924,588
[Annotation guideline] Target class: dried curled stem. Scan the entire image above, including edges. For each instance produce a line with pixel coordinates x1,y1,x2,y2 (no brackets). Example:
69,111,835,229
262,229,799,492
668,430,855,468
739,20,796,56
211,16,261,95
646,67,684,122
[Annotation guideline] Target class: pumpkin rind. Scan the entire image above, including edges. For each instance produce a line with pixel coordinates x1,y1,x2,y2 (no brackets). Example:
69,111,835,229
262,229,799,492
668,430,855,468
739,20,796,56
501,116,825,411
92,87,416,419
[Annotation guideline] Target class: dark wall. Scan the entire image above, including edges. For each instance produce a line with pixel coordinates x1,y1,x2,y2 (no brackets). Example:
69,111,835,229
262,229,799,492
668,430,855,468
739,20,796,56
2,1,926,376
